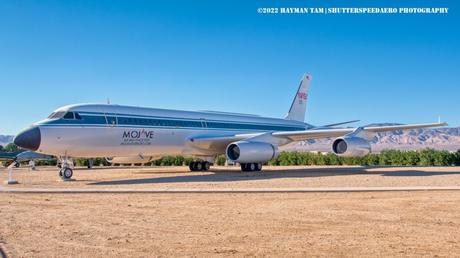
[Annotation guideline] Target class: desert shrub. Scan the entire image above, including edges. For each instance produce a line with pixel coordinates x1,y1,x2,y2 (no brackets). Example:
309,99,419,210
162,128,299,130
418,149,436,166
215,154,226,166
454,150,460,166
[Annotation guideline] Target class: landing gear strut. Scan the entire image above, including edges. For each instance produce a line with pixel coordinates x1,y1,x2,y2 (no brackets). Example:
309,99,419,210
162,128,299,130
59,158,74,180
240,163,262,172
189,161,211,171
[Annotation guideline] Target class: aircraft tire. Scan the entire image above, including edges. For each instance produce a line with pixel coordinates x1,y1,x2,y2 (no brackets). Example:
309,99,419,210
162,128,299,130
188,162,195,171
203,161,210,171
61,168,73,179
195,162,203,171
240,163,261,172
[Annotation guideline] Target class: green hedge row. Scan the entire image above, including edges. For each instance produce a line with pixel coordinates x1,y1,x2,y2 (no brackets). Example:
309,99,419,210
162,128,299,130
125,149,460,166
268,149,460,166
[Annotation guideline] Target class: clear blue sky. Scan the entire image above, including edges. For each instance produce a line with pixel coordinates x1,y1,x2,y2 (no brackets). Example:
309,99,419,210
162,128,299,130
0,0,458,135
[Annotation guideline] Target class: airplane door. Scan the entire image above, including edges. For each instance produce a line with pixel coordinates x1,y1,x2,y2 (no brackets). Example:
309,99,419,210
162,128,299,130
200,118,207,129
105,113,118,127
104,113,118,148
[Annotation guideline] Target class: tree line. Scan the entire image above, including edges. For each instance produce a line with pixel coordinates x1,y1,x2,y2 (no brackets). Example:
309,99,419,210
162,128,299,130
267,149,460,166
77,149,460,167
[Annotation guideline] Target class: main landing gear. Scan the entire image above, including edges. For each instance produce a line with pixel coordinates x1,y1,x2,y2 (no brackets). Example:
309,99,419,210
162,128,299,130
240,163,262,172
189,161,211,171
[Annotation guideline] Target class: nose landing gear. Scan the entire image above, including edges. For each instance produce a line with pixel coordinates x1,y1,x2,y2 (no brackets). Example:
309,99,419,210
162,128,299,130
59,167,73,180
58,158,74,180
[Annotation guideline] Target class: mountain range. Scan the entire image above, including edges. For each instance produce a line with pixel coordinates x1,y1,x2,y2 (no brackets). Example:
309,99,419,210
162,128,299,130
286,126,460,152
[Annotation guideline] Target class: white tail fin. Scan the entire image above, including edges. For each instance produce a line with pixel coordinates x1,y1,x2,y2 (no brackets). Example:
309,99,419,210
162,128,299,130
284,73,312,122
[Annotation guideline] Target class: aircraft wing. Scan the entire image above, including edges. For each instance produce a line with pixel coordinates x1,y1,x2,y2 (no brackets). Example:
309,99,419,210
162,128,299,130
0,151,23,161
188,122,447,151
188,133,261,152
272,122,447,141
272,128,354,141
15,151,54,161
0,156,15,162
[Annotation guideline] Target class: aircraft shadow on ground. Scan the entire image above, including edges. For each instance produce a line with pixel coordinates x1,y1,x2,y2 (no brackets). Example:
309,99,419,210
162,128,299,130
89,166,460,186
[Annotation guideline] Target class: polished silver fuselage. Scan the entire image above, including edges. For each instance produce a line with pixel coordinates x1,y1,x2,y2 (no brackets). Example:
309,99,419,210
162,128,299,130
32,104,310,158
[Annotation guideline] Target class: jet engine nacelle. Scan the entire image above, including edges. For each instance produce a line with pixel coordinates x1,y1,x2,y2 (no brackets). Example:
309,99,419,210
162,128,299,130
106,156,154,164
226,141,279,163
332,136,371,157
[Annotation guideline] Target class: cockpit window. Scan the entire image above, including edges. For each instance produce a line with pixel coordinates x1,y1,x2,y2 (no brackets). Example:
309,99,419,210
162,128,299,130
63,112,75,119
48,111,82,120
48,111,66,119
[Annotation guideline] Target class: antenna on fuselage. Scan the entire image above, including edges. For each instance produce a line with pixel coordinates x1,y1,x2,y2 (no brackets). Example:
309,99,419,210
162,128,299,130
107,98,111,105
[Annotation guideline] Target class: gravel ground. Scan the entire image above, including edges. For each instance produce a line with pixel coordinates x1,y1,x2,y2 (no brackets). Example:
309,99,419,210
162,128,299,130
2,165,460,189
1,166,460,257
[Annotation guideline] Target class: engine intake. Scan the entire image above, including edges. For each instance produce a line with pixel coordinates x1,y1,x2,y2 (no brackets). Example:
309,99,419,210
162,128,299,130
226,141,279,163
332,137,371,157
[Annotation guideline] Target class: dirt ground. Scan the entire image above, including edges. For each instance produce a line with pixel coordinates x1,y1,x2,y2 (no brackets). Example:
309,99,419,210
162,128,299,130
2,165,460,189
1,166,460,257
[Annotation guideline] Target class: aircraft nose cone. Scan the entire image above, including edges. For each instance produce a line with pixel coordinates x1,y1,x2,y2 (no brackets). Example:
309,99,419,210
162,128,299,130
14,126,41,151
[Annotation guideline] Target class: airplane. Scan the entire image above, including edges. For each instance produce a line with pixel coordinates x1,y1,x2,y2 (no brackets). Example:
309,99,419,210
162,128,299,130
13,74,447,180
0,150,54,167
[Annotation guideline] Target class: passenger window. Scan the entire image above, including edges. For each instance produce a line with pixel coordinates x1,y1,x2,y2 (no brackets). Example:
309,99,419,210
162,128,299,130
63,112,75,119
74,113,82,120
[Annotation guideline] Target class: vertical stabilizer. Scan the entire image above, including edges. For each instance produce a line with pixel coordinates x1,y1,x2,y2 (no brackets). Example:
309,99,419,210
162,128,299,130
284,73,312,122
